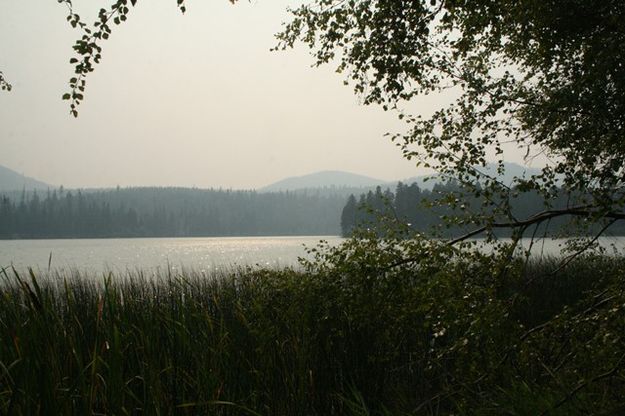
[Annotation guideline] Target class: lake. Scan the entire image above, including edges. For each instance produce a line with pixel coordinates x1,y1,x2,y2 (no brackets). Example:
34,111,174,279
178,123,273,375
0,236,344,275
1,236,624,275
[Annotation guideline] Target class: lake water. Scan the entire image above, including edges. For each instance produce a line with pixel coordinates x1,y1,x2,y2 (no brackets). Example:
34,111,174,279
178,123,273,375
1,236,624,276
0,236,344,275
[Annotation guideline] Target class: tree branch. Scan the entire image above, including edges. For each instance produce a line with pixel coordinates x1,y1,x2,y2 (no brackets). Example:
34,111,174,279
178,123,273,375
448,206,625,246
549,218,618,275
384,206,624,270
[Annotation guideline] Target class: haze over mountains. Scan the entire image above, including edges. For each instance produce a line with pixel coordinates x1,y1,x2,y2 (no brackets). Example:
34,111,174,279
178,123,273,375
0,162,542,193
259,171,387,192
0,165,52,191
0,162,554,239
259,162,543,194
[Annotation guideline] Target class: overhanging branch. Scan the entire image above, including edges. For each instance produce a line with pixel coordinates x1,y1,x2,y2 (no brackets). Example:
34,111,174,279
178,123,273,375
384,206,625,270
448,206,625,246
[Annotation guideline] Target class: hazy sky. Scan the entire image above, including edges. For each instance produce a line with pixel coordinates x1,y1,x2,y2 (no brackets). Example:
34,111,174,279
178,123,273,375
0,0,531,189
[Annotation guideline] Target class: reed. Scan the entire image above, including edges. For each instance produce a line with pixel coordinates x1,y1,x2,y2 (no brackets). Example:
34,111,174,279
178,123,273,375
0,256,623,415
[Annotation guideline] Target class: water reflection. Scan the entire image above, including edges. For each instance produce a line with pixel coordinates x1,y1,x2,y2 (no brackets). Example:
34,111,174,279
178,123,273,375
0,236,343,274
1,236,623,276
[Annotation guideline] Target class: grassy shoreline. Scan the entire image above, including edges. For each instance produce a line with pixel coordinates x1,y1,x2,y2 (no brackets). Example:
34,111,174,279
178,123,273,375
1,255,624,415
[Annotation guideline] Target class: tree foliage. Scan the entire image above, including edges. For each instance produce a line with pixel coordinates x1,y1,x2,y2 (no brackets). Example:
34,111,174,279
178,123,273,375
275,0,625,241
54,0,238,116
0,71,11,92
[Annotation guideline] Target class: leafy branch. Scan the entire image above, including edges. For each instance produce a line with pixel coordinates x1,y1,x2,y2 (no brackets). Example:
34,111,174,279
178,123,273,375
0,71,11,92
448,207,625,246
59,0,192,117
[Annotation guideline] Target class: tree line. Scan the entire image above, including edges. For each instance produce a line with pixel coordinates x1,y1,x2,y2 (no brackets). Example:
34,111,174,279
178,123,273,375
0,187,345,239
341,181,625,238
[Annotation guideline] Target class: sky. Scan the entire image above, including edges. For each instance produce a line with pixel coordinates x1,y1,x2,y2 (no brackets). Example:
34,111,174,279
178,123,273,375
0,0,532,190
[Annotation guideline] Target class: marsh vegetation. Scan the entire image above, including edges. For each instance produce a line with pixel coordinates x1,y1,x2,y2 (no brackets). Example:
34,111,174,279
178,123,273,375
1,242,624,415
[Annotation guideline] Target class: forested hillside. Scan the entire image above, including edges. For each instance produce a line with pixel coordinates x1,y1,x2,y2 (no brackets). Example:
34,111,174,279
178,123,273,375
0,187,344,238
342,182,625,238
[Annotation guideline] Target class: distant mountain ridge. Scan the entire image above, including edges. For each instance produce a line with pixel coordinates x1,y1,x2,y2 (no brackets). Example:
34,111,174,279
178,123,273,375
260,170,387,192
259,163,542,194
0,164,52,191
0,162,543,194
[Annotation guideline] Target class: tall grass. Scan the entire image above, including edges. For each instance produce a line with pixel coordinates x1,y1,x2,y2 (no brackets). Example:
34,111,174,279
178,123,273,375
0,256,624,415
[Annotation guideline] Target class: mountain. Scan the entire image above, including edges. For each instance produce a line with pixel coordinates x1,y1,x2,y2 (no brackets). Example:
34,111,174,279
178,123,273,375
259,163,542,195
0,164,52,191
398,162,543,190
260,171,387,192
